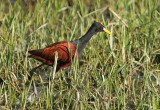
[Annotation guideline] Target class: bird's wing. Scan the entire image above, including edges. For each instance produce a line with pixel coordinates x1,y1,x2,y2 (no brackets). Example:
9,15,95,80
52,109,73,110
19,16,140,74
28,42,71,65
42,45,70,62
28,48,54,65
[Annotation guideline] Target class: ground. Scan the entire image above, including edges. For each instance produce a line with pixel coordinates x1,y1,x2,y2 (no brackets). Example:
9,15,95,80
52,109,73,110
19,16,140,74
0,0,160,109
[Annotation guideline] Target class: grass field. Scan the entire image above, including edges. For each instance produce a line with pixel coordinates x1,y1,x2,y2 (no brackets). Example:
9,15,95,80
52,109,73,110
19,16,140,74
0,0,160,109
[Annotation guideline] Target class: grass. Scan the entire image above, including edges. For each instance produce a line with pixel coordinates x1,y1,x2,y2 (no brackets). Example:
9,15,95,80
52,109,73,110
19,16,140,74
0,0,160,109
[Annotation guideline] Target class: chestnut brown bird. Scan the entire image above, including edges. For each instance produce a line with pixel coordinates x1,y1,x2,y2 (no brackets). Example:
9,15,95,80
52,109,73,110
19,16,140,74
29,21,111,72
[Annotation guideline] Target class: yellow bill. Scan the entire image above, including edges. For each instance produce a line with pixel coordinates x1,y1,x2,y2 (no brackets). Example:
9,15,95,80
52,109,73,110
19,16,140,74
100,22,111,35
103,28,111,35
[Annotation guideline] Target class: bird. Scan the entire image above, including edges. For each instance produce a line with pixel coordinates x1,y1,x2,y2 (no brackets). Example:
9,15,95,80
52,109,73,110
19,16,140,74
28,21,111,72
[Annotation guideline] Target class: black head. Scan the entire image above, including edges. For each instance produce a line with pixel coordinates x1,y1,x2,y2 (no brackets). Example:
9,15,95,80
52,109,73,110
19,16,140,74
71,21,110,56
89,21,111,34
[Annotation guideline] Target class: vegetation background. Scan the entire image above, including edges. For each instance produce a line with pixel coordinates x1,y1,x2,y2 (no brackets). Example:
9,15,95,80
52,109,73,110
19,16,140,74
0,0,160,109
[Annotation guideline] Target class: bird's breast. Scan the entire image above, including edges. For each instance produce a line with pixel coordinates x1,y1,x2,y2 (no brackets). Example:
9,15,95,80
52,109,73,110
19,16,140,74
66,42,79,59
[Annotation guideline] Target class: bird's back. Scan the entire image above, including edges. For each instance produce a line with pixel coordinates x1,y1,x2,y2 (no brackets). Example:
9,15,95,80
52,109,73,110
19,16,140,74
29,41,77,71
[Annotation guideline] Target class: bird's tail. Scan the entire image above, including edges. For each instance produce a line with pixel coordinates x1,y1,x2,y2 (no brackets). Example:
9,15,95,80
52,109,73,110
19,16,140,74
28,49,48,64
28,49,43,57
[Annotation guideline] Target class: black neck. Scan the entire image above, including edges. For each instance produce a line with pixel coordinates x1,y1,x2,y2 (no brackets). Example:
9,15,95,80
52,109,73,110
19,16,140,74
79,29,95,44
71,27,96,56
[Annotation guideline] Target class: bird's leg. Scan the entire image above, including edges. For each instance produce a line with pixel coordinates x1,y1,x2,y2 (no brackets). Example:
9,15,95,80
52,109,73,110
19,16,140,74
29,63,45,96
29,63,45,80
0,77,3,84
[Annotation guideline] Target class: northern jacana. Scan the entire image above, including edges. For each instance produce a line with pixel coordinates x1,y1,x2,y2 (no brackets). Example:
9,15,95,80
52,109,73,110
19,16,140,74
29,21,111,72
